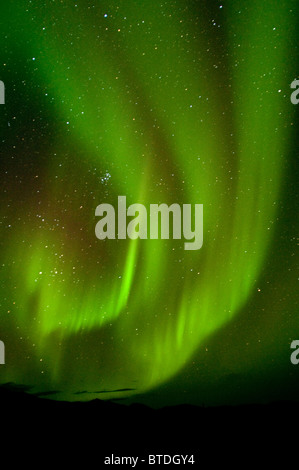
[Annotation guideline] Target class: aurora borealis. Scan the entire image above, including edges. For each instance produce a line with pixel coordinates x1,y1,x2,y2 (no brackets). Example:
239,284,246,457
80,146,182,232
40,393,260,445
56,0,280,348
0,0,298,406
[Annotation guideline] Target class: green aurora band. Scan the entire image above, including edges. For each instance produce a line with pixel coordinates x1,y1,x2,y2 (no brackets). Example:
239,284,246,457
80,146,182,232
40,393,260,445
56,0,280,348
0,1,297,401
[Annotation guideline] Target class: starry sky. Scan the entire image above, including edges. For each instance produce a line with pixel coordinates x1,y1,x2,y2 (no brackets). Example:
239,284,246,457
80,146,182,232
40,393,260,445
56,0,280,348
0,0,298,406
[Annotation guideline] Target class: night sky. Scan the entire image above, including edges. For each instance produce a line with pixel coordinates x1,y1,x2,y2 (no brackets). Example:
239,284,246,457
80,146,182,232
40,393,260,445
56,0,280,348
0,0,298,406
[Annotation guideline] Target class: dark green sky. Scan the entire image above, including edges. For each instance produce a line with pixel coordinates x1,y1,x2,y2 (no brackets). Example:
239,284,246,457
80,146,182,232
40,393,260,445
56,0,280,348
0,0,298,406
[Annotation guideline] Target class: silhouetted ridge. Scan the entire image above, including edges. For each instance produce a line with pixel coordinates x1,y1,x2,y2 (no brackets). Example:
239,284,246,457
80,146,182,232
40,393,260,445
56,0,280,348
0,384,298,466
